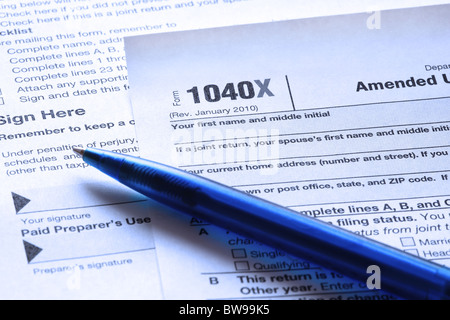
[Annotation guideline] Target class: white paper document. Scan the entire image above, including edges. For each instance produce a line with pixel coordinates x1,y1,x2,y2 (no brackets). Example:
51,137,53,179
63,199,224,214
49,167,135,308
0,0,449,300
0,0,332,299
126,5,450,299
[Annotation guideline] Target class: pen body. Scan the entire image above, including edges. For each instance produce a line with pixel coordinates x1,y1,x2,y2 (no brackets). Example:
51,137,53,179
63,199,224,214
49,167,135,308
83,148,450,300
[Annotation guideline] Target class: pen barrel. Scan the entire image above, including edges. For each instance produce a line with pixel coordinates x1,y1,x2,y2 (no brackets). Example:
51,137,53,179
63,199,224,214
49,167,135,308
85,148,450,300
184,192,450,300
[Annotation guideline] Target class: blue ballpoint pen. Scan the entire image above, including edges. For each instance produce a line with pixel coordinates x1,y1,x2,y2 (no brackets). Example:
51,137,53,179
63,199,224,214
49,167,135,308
74,147,450,300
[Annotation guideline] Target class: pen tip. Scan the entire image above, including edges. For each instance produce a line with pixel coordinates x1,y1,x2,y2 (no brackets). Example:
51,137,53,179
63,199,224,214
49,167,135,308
73,147,85,156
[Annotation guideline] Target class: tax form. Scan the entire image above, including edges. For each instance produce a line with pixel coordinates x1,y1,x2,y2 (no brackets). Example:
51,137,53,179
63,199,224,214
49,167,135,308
1,0,449,300
126,5,450,299
1,0,321,299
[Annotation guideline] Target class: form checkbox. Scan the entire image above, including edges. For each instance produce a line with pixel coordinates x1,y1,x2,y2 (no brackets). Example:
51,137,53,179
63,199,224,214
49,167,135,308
405,249,419,256
400,237,416,247
231,249,247,259
234,261,250,271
